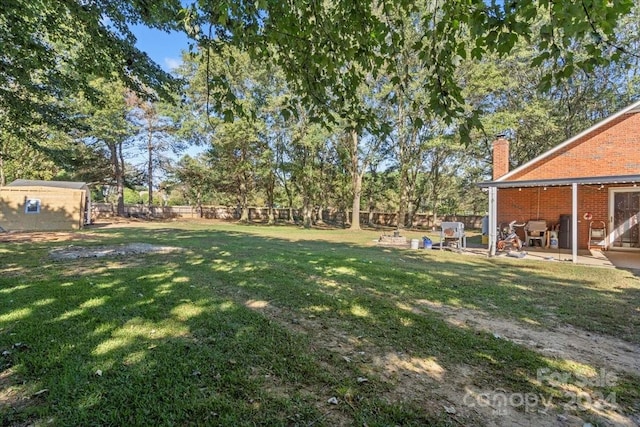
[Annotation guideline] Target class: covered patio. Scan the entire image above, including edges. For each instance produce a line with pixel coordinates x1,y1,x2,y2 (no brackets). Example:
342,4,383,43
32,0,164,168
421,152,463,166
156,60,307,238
479,175,640,263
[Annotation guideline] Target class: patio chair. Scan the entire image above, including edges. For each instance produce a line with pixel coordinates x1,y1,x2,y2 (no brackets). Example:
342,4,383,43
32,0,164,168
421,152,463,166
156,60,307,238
524,220,548,247
439,222,466,249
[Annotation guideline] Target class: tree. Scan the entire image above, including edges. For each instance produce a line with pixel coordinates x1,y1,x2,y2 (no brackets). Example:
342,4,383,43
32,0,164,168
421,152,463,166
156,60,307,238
1,0,180,139
206,119,265,221
289,119,331,228
0,94,111,187
419,135,464,224
0,131,60,185
462,7,640,182
79,79,136,216
180,44,284,222
362,162,388,225
376,2,438,228
187,0,635,139
126,94,186,206
339,128,386,230
3,0,635,146
272,128,298,224
170,155,215,216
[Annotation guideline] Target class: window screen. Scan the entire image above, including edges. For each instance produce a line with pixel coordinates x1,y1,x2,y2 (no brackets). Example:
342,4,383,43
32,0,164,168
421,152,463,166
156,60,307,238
25,199,41,214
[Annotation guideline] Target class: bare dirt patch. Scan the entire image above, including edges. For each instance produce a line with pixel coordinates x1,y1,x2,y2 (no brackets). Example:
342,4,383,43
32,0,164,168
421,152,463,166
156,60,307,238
412,299,640,377
0,218,198,244
0,231,100,244
48,243,183,260
0,364,43,425
241,297,640,427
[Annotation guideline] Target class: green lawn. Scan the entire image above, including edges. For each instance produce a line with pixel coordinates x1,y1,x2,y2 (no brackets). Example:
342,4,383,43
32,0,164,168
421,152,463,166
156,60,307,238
1,221,639,426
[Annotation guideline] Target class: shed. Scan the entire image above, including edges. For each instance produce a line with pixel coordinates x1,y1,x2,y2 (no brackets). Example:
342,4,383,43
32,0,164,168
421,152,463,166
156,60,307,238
479,100,640,262
0,180,91,231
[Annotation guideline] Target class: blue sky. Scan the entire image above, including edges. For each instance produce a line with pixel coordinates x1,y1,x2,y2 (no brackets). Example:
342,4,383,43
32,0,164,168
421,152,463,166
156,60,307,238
133,25,190,72
133,26,206,160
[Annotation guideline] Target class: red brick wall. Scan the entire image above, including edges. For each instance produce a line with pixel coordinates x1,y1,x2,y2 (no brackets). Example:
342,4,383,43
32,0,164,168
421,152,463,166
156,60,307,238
497,185,611,248
510,112,640,180
496,111,640,248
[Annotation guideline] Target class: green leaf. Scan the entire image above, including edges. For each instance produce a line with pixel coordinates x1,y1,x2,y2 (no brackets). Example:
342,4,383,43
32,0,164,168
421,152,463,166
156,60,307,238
413,116,424,129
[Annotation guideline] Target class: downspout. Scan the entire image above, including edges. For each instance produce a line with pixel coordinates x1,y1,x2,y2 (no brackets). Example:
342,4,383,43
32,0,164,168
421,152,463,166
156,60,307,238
488,186,497,256
572,183,578,263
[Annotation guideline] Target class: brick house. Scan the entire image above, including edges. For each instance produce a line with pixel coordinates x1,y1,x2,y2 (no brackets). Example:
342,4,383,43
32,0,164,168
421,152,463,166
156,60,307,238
479,100,640,261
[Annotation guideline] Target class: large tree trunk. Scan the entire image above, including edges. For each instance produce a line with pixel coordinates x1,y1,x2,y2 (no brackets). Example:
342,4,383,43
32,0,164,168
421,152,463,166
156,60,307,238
0,152,5,187
405,167,418,228
147,132,154,206
430,188,440,230
397,185,407,230
315,205,324,224
109,143,126,217
351,174,363,230
117,142,126,216
239,175,249,222
265,173,276,225
349,129,362,230
396,102,407,230
302,194,313,228
196,191,203,218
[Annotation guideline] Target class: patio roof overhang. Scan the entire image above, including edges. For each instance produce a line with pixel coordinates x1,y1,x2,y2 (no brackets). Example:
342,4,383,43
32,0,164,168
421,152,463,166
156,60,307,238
477,174,640,189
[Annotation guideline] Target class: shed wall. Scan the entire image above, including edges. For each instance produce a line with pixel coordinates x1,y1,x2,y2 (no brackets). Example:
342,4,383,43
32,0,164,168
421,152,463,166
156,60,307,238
0,187,85,231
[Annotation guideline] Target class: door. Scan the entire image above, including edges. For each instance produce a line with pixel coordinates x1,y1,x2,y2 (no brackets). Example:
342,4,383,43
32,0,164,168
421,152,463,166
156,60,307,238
609,188,640,249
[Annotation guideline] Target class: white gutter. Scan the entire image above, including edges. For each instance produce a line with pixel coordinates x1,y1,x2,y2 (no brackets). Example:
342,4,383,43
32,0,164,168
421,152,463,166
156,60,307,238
572,183,578,263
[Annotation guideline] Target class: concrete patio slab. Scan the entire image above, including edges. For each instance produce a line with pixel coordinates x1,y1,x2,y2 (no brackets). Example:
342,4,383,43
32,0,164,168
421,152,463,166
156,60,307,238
603,250,640,270
461,244,640,271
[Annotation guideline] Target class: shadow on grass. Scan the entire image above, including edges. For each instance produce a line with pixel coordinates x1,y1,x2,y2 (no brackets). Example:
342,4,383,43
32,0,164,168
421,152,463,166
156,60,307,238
0,226,638,425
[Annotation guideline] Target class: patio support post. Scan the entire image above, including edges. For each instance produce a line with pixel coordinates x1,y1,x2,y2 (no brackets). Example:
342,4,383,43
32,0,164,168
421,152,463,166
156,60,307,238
488,186,497,256
572,182,578,263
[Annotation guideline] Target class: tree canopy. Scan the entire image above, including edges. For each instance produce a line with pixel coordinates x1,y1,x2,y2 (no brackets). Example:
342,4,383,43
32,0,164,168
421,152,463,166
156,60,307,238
2,0,639,223
1,0,181,137
184,0,635,135
2,0,636,140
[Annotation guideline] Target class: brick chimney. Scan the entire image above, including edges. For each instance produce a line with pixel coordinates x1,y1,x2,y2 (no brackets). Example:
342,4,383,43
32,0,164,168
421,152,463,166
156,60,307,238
492,135,510,180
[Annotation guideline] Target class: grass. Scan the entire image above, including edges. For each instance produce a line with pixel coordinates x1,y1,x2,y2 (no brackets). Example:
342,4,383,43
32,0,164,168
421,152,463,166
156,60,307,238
1,221,639,426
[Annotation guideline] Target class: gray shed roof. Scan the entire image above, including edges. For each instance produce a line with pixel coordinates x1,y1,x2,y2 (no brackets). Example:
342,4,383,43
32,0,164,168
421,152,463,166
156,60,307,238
6,179,88,190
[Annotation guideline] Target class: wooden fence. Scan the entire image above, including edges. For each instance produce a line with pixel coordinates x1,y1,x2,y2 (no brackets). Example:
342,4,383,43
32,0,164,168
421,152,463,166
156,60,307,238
92,203,485,229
